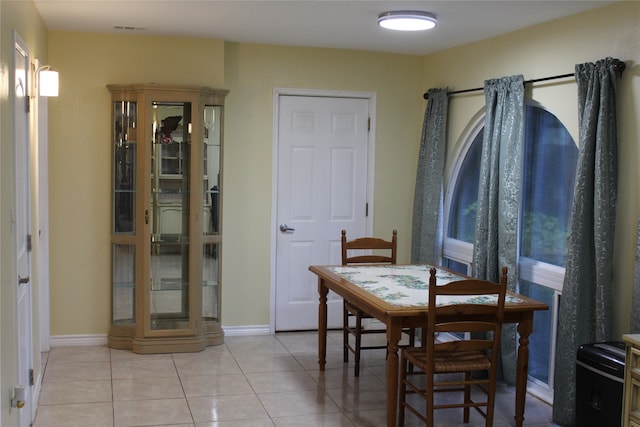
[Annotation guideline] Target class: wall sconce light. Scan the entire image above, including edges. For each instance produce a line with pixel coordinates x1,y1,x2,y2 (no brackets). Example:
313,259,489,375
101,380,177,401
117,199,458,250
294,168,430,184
36,65,59,97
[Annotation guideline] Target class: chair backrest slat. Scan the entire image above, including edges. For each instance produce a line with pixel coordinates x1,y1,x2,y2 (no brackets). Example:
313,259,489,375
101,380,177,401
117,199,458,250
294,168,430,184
341,229,397,265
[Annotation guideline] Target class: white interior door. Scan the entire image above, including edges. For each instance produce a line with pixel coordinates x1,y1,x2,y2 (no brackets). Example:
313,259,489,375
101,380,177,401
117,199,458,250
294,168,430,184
15,34,34,427
275,94,370,331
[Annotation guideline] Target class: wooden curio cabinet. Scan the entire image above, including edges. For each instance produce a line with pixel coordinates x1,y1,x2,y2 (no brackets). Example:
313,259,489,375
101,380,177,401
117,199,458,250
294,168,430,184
108,84,228,353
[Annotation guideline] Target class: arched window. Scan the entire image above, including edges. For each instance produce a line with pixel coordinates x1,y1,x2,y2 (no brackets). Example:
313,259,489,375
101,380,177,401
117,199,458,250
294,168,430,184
443,102,578,401
448,131,482,244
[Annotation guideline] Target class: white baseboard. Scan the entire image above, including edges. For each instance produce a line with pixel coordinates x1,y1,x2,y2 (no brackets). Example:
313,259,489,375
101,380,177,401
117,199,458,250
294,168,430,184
222,325,271,336
49,325,272,347
50,334,108,347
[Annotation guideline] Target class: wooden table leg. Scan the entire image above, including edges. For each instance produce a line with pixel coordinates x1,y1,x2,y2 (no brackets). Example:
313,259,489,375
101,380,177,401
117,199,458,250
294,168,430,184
318,278,328,371
386,319,402,427
515,314,533,427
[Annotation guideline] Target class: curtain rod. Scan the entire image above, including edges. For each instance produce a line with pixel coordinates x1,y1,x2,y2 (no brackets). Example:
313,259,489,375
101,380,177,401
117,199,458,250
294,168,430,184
422,61,626,100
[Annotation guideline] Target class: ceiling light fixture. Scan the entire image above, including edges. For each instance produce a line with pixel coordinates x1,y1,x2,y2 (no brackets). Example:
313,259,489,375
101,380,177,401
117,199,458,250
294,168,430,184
378,11,438,31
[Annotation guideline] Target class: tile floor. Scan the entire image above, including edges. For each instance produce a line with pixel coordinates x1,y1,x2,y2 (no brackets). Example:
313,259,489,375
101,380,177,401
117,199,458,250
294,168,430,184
34,331,557,427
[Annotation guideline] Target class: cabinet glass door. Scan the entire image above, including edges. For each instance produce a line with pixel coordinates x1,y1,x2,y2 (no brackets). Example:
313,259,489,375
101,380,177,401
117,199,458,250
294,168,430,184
203,105,222,323
112,100,136,326
149,101,192,331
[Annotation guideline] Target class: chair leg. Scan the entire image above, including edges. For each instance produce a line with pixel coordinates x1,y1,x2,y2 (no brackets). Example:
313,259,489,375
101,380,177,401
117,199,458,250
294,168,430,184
354,311,362,377
426,375,434,427
406,328,420,373
463,372,471,423
343,301,349,363
398,355,407,427
486,374,496,427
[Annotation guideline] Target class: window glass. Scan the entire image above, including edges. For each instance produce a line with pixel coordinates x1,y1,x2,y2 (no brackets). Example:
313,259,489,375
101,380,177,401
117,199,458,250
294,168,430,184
518,279,555,384
521,105,578,266
442,258,469,275
447,131,482,243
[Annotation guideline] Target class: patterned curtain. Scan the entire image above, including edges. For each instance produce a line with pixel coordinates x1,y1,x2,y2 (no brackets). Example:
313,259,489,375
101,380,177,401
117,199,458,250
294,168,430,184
553,57,625,426
472,75,524,384
411,88,449,264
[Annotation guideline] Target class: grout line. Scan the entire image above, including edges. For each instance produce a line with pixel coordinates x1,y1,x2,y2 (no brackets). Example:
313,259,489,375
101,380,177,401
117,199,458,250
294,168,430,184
171,352,197,426
110,348,115,427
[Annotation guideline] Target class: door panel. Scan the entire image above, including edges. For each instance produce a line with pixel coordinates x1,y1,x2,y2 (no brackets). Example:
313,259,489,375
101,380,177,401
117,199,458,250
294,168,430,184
330,147,358,219
275,95,369,330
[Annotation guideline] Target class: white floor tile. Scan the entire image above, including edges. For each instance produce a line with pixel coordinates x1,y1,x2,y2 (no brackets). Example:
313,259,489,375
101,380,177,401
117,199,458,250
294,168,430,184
33,331,555,427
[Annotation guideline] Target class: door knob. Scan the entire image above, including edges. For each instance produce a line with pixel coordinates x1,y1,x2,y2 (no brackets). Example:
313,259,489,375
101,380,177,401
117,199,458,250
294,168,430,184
11,385,25,408
279,224,295,232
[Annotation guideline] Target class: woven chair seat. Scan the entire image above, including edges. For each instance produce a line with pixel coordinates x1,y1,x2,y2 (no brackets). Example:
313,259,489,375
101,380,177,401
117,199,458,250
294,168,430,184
404,348,491,373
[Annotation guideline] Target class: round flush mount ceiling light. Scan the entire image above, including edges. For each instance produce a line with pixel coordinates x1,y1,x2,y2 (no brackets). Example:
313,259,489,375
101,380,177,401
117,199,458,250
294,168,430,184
378,11,438,31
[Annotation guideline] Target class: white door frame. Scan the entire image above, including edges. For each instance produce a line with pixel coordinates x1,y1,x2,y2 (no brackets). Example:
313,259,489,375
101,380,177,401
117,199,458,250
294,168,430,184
269,88,376,333
35,58,51,353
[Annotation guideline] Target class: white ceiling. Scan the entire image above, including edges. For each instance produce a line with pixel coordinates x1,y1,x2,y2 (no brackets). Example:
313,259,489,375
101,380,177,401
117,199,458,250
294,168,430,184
34,0,617,56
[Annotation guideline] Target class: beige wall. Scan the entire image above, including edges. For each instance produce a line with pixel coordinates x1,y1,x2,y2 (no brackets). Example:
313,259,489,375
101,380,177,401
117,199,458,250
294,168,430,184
222,43,424,325
48,32,225,336
422,1,640,339
0,0,49,424
47,34,424,332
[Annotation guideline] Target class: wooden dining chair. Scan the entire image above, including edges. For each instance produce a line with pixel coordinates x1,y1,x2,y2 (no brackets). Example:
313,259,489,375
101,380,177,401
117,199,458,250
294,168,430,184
398,267,508,427
341,229,416,377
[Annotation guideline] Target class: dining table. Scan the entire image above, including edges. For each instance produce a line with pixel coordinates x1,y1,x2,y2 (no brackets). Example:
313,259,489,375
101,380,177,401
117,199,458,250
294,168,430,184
309,263,549,427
